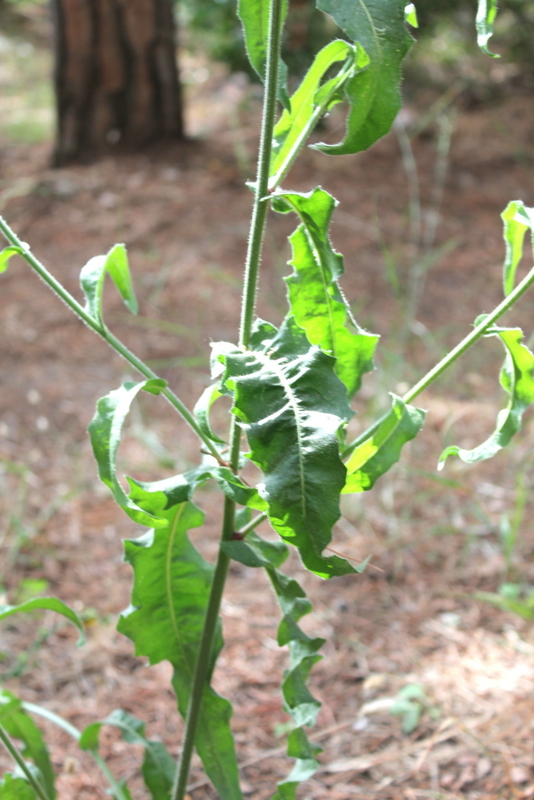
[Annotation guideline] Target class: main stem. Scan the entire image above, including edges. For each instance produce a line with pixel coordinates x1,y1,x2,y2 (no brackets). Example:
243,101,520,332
171,2,283,798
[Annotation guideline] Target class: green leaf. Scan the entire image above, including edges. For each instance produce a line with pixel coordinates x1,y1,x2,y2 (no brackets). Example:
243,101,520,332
0,598,85,645
80,243,138,327
501,201,534,296
476,0,499,56
217,316,361,578
88,379,168,528
439,325,534,468
0,774,37,800
0,246,23,273
80,710,175,800
269,41,364,187
274,188,378,398
193,382,227,444
222,533,323,799
0,691,55,800
344,394,425,493
314,0,413,154
404,3,418,28
117,497,242,800
237,0,289,106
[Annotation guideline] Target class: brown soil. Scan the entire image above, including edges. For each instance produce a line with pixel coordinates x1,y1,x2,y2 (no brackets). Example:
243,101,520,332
2,60,534,800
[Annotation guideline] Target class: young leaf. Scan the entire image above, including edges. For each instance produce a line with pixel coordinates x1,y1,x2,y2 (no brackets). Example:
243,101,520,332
404,3,418,28
274,187,378,398
344,394,425,493
80,243,138,327
476,0,499,56
117,497,242,800
193,382,227,444
502,201,534,296
0,691,56,800
314,0,413,154
80,709,175,800
269,41,363,187
0,246,24,272
0,597,85,645
237,0,289,106
217,316,360,578
439,324,534,468
222,533,323,798
0,774,37,800
88,379,168,528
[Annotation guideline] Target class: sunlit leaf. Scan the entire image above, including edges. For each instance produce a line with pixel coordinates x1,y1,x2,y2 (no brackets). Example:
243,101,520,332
117,495,242,800
0,246,23,273
439,323,534,468
237,0,289,106
222,533,323,798
80,710,175,800
216,316,361,578
314,0,413,154
0,597,85,645
502,201,534,296
88,379,168,529
0,691,55,800
273,188,378,398
476,0,499,56
80,243,138,327
344,394,425,493
404,3,418,28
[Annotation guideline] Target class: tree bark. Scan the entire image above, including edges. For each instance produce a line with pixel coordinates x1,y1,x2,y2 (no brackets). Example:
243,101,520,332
51,0,184,165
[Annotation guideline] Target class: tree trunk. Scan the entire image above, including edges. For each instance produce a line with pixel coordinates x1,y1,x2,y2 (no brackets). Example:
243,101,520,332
51,0,184,165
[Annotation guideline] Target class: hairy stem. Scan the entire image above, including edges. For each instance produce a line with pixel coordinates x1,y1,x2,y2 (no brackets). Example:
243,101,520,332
0,216,222,464
0,722,50,800
171,2,284,798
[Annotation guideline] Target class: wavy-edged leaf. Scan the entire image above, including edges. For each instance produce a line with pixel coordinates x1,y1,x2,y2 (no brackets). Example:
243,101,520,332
439,324,534,468
193,382,227,444
88,379,168,528
222,533,323,799
117,495,242,800
273,188,378,398
0,246,23,272
0,774,36,799
237,0,289,106
80,243,138,327
314,0,413,155
0,597,85,645
502,201,534,296
476,0,499,56
217,316,358,578
344,394,425,493
80,710,175,800
0,691,55,800
269,41,365,187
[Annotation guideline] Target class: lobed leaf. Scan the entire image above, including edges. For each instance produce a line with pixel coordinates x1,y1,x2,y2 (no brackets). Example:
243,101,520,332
476,0,499,56
0,691,55,800
216,316,362,578
501,201,534,296
80,243,138,327
269,41,365,187
0,246,24,272
344,394,425,493
237,0,289,106
439,323,534,468
0,597,85,645
222,533,323,799
273,187,378,398
88,379,168,528
314,0,413,155
117,493,242,800
80,709,175,800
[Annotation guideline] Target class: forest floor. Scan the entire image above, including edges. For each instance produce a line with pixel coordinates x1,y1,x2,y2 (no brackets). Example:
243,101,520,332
2,20,534,800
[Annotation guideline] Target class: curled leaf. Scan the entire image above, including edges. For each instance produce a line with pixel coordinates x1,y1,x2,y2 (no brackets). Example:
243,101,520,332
439,324,534,468
0,597,85,645
344,394,425,493
0,246,24,273
476,0,499,56
80,243,138,327
501,201,534,296
193,382,226,444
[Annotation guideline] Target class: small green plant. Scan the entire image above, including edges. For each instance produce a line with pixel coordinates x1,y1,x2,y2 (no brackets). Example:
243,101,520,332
1,1,534,798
